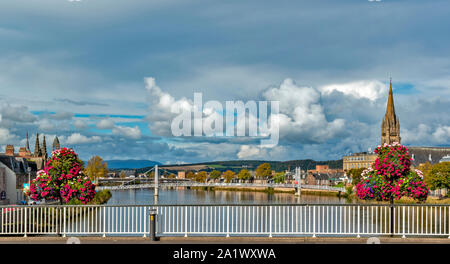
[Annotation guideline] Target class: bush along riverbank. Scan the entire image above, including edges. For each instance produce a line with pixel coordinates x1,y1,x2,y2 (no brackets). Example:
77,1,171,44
67,189,112,205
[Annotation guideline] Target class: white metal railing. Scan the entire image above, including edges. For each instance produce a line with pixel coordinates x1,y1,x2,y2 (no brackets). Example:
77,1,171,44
97,183,345,192
0,204,448,238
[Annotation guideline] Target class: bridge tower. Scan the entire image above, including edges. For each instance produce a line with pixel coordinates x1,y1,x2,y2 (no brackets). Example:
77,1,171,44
294,167,302,196
154,165,159,197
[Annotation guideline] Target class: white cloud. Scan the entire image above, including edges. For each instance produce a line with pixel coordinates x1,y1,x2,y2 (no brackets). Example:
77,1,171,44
0,104,37,123
402,124,450,145
96,119,115,129
73,119,88,129
112,125,142,139
38,119,56,131
145,77,194,136
0,128,17,144
237,145,263,159
65,133,102,145
320,80,387,101
263,78,345,143
432,125,450,143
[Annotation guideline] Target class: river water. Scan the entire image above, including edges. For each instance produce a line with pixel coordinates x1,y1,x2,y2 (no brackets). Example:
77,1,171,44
106,188,347,205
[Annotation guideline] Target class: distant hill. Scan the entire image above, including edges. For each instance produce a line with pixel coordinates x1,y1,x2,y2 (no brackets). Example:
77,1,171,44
106,160,162,169
136,159,343,174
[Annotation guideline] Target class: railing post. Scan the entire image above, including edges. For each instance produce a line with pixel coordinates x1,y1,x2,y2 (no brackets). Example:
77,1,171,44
63,207,66,237
226,206,230,238
184,206,188,237
402,206,406,239
103,206,106,237
269,206,272,238
312,205,316,238
24,207,27,237
448,206,450,239
357,205,360,238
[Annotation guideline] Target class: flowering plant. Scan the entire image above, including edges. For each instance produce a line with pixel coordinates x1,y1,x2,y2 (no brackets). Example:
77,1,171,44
355,143,428,202
28,148,96,204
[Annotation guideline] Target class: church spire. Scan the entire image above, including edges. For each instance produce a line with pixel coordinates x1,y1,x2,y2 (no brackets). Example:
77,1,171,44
52,136,60,152
381,78,401,145
385,78,396,119
26,132,30,151
42,135,48,160
34,133,42,157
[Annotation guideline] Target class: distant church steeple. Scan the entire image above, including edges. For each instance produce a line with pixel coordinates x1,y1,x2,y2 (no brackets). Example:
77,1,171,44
26,132,30,152
34,133,42,157
42,135,48,160
381,78,401,145
52,136,60,152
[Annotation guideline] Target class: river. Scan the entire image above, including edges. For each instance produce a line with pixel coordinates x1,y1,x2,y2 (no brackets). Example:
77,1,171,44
106,188,348,205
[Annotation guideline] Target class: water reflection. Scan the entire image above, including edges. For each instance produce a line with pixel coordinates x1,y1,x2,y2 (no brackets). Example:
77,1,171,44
107,188,346,205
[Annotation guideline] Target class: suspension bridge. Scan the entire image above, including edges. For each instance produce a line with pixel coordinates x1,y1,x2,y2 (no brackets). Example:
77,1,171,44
97,166,345,193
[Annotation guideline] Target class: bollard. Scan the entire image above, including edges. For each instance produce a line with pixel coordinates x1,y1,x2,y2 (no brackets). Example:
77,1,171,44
149,210,158,241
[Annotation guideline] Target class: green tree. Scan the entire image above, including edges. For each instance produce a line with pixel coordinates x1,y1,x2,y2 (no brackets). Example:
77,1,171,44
256,163,272,179
209,170,221,180
85,156,108,183
348,168,366,186
223,170,235,183
426,162,450,196
418,161,433,184
273,172,285,184
237,169,251,181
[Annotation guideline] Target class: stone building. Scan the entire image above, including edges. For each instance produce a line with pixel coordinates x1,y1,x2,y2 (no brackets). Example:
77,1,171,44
343,152,377,170
305,165,345,186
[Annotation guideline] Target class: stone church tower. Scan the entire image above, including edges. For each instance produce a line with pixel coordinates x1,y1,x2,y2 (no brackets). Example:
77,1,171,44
381,79,401,145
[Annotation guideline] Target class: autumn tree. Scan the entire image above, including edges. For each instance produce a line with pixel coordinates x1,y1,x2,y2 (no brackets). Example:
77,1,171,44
119,171,127,179
223,170,235,183
85,156,108,183
237,169,251,181
195,171,208,182
256,163,272,179
186,171,195,180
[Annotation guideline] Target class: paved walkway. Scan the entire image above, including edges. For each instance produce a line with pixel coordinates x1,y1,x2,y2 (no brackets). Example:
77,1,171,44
0,236,448,244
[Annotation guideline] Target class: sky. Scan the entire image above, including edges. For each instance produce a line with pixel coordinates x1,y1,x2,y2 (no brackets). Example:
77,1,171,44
0,0,449,164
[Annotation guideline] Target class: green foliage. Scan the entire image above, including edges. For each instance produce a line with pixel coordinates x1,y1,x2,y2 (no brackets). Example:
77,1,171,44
348,168,365,186
273,172,285,183
237,169,251,181
425,162,450,194
209,170,221,179
67,189,112,205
